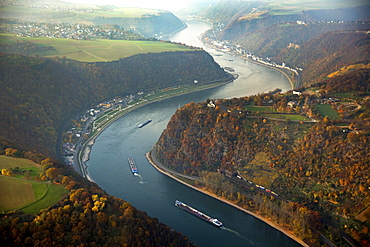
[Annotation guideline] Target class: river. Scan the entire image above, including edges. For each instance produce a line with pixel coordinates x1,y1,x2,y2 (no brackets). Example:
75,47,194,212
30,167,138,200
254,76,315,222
86,20,301,247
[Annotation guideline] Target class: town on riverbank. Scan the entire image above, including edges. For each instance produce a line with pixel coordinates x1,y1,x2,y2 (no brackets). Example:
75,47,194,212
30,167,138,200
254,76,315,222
61,79,234,180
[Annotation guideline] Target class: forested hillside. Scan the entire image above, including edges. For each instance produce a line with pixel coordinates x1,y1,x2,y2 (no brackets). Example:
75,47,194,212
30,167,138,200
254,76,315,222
0,149,195,246
155,68,370,246
0,50,230,157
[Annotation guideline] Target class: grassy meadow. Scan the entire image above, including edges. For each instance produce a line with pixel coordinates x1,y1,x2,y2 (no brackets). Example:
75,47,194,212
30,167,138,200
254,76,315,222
0,155,38,169
0,156,68,213
21,183,68,214
0,176,36,211
0,34,193,62
316,104,340,120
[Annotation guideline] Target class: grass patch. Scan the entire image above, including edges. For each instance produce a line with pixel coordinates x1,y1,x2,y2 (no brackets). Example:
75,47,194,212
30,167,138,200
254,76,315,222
21,183,68,214
0,155,38,169
12,167,41,180
331,92,365,100
262,113,311,121
0,155,42,180
0,34,194,62
316,104,339,120
244,104,274,113
0,176,35,211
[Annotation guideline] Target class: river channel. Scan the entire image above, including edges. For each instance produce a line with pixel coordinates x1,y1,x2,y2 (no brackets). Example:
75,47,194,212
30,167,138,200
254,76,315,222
86,20,300,247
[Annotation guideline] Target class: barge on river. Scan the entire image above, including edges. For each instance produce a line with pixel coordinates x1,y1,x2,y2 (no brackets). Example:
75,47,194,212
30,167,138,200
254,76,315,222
127,156,138,176
138,119,152,128
175,200,223,227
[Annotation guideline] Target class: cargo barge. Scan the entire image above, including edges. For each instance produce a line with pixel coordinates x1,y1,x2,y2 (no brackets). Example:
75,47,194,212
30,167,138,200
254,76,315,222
175,200,223,227
138,119,152,128
127,156,138,176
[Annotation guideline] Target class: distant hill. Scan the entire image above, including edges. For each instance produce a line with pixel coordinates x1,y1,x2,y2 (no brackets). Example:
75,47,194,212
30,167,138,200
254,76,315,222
1,0,185,38
91,11,186,38
0,50,230,158
199,2,370,85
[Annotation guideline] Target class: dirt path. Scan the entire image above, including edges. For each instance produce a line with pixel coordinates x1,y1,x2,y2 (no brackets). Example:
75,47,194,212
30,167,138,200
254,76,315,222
82,50,108,62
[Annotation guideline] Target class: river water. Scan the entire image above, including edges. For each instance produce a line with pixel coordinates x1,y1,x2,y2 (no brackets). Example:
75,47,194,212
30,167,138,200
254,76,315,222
87,20,300,247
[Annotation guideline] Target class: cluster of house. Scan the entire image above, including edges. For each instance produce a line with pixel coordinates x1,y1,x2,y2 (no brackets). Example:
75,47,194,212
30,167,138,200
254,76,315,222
203,35,302,76
202,19,369,77
61,93,143,166
4,21,133,40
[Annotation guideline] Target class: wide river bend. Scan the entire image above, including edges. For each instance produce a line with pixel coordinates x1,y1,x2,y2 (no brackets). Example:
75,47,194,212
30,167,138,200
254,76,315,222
86,20,301,247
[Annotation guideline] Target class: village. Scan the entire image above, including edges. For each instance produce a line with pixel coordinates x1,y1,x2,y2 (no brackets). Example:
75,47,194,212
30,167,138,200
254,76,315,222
2,21,138,40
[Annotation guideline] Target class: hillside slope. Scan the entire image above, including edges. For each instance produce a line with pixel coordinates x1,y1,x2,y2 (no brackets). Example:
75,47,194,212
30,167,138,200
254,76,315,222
200,3,370,85
0,50,231,157
155,69,370,246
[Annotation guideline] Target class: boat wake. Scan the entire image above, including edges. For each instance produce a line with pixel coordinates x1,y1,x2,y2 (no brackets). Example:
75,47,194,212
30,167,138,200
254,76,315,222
221,226,255,245
137,174,146,184
220,226,242,236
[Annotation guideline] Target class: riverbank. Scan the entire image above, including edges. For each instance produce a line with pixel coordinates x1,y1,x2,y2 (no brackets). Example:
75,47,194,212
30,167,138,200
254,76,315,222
146,149,309,247
200,39,298,90
77,80,233,182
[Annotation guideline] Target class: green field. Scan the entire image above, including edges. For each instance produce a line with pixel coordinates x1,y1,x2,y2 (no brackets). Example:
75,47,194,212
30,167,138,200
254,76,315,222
0,155,38,169
0,155,68,213
316,104,340,120
0,176,68,214
262,113,311,121
244,105,275,113
0,176,36,211
0,34,193,62
21,183,68,214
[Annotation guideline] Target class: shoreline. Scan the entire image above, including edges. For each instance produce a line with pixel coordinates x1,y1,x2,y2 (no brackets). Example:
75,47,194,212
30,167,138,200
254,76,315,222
145,150,309,247
77,80,233,182
200,39,297,90
74,36,303,243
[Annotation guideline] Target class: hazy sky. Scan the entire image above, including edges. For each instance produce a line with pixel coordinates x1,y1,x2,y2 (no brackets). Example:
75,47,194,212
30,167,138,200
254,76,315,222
65,0,205,11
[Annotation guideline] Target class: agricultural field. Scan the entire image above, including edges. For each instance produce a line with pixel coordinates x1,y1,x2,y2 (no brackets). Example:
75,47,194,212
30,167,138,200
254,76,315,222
0,176,36,211
21,183,68,214
0,176,67,214
0,34,193,62
0,156,68,213
0,155,38,169
316,104,340,120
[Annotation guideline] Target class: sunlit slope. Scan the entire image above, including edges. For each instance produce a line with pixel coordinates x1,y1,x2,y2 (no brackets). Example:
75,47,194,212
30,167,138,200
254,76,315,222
0,34,194,62
0,156,68,214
